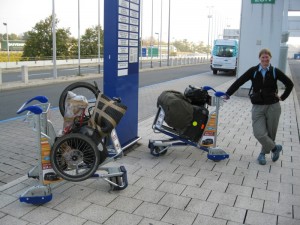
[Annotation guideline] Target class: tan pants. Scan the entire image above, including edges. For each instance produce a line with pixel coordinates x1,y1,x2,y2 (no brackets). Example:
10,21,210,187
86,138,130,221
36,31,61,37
251,102,281,154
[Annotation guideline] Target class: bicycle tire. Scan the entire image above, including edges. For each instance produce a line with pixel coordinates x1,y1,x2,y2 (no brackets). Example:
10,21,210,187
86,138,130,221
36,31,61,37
50,133,100,182
59,81,99,117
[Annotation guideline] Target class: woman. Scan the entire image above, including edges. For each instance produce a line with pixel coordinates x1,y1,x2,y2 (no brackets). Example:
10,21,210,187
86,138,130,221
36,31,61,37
226,48,294,165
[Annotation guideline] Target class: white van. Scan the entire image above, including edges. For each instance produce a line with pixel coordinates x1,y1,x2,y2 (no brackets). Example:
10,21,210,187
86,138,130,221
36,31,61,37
210,39,238,75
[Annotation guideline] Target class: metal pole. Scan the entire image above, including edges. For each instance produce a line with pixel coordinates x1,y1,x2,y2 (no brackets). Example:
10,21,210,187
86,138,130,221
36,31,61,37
78,0,81,75
3,23,9,62
167,0,171,66
150,0,153,68
98,0,101,74
140,0,143,69
52,0,57,79
159,0,162,67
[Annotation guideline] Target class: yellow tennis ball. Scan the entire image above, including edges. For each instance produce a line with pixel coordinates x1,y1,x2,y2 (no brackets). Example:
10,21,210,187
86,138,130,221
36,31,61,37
192,121,197,126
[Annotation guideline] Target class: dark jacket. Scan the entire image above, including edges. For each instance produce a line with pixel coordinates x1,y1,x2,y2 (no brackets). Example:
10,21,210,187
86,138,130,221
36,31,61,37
226,64,294,105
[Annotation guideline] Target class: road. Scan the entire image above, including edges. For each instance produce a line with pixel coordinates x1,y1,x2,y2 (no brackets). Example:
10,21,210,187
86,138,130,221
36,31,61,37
1,59,174,83
0,63,236,121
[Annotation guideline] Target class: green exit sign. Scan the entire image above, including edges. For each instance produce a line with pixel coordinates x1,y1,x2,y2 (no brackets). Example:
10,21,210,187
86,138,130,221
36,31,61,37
251,0,275,3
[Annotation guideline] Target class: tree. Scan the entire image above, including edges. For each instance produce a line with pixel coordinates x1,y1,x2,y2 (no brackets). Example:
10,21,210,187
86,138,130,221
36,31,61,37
80,25,103,57
22,15,72,59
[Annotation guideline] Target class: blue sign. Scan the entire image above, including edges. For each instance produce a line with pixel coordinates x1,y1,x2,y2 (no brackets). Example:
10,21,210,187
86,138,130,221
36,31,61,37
141,47,147,57
104,0,140,146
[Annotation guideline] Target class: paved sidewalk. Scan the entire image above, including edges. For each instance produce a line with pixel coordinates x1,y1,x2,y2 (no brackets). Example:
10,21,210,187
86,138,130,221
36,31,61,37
0,65,300,224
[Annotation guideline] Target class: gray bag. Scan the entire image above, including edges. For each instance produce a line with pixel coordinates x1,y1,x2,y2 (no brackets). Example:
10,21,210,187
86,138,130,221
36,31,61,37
157,90,193,130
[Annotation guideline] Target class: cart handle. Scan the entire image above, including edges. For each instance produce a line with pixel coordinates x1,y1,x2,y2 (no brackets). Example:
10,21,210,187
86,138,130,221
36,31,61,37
202,86,229,98
17,96,49,115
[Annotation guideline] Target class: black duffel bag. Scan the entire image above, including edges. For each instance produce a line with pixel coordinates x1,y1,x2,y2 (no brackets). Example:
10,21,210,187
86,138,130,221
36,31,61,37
184,85,209,106
157,90,193,130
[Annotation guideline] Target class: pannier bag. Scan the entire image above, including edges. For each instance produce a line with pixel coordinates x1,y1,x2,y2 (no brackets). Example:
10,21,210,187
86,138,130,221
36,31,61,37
157,90,193,130
63,91,88,133
184,85,209,106
180,105,209,142
89,93,127,135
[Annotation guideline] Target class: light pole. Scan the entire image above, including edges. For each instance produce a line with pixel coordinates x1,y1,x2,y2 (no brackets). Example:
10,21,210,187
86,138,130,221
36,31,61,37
78,0,81,75
98,0,101,74
207,6,213,59
52,0,57,79
155,32,161,67
150,0,153,68
159,0,162,67
155,32,159,54
3,23,9,62
167,0,171,66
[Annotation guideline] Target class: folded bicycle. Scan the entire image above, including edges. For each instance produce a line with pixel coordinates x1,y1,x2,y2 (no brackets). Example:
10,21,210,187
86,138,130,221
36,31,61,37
17,83,128,205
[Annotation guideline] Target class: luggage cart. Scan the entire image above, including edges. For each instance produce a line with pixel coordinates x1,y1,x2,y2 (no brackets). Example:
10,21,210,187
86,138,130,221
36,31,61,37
17,96,128,205
148,85,230,161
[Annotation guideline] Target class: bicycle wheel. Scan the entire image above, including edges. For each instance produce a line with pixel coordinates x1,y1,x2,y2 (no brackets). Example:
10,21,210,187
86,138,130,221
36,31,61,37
59,82,99,117
50,133,100,182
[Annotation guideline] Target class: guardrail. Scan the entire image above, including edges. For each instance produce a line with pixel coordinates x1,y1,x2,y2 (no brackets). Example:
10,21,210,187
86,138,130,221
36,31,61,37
0,56,210,85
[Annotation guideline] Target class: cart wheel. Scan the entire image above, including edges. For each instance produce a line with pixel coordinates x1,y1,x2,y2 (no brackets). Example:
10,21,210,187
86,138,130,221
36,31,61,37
150,146,168,157
51,133,100,182
109,166,128,191
59,81,99,117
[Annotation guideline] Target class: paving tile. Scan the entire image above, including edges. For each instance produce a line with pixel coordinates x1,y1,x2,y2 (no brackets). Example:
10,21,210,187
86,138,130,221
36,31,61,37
60,184,95,200
177,175,205,187
196,168,221,180
54,197,91,215
134,177,163,190
257,171,281,182
133,201,169,221
155,171,182,182
218,173,244,185
267,180,293,194
294,205,300,220
281,174,300,186
234,195,263,212
0,215,28,225
243,177,267,189
47,213,86,225
134,167,161,178
161,208,197,225
263,200,293,218
174,165,199,176
201,179,228,193
278,216,300,225
207,191,237,206
104,211,142,225
193,214,227,225
181,185,211,200
157,181,186,195
0,193,17,208
133,187,165,203
245,210,277,225
21,206,61,225
84,190,118,206
279,192,300,206
226,183,253,197
158,193,190,209
0,200,36,218
294,184,300,196
234,167,257,178
138,217,172,225
107,196,142,213
185,198,218,216
214,204,246,223
78,204,115,224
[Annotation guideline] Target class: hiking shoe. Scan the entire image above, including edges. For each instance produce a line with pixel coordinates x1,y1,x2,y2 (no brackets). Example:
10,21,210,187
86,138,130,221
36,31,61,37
271,145,282,162
257,153,266,165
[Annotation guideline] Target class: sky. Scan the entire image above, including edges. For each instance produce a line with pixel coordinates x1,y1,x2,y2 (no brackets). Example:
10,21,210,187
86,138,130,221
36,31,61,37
0,0,298,45
0,0,242,44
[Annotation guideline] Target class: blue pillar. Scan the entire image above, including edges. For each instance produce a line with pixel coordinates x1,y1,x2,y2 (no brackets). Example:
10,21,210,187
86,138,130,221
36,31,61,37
104,0,140,146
